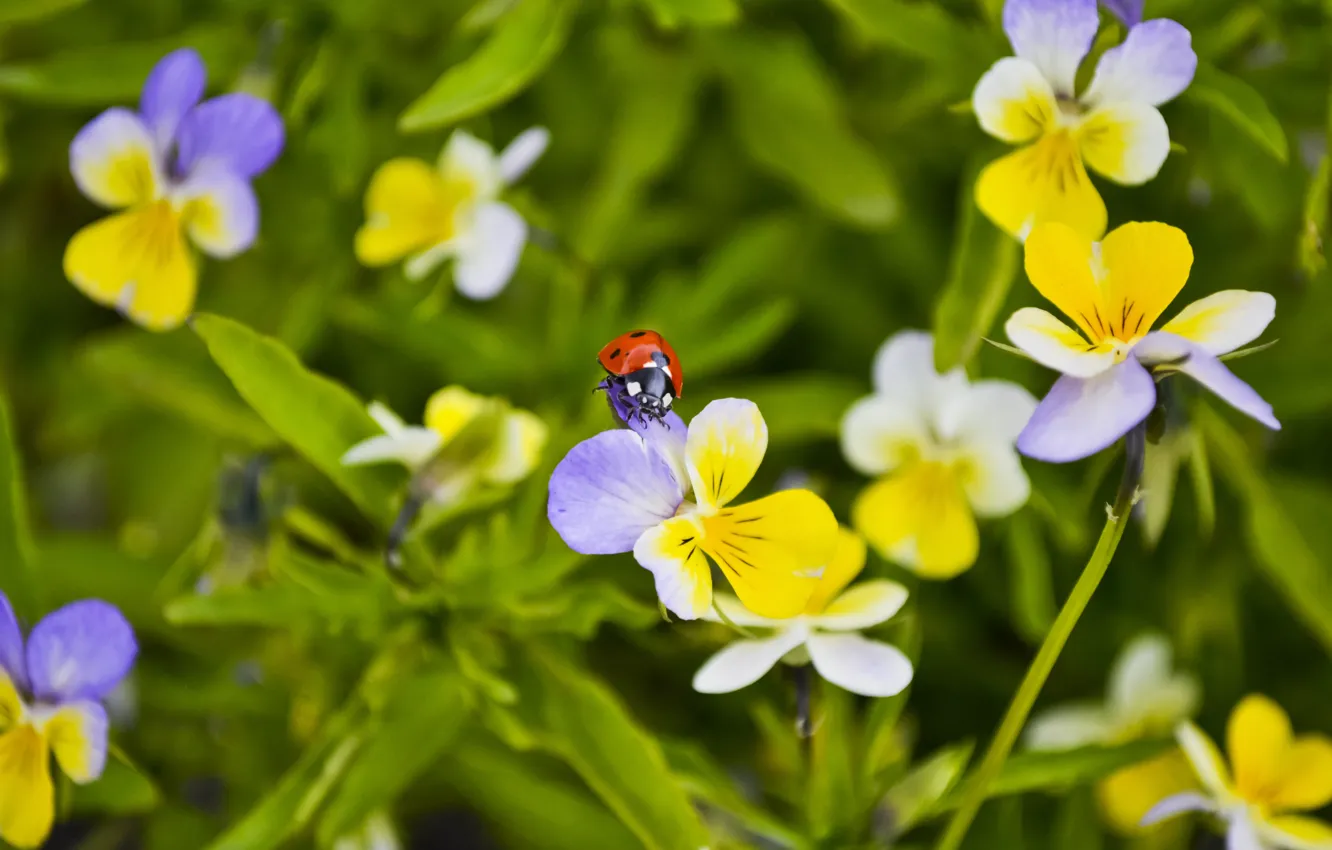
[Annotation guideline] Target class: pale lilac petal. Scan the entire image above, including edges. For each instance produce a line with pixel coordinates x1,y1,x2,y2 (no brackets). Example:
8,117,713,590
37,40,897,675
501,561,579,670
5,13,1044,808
1139,791,1215,827
548,430,685,555
497,127,549,185
139,48,206,152
0,592,27,692
69,108,162,209
27,600,137,702
807,633,914,698
1003,0,1100,95
454,202,527,300
175,93,284,179
1135,333,1279,431
1017,358,1156,463
692,630,808,694
172,165,258,258
1101,0,1144,27
1084,19,1198,107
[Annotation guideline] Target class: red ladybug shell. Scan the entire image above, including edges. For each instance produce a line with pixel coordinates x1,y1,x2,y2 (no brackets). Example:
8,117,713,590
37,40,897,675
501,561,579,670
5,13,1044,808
597,330,684,397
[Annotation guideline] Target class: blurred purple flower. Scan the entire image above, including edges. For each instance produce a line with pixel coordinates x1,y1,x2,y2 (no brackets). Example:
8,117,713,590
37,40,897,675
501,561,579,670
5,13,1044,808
1102,0,1144,27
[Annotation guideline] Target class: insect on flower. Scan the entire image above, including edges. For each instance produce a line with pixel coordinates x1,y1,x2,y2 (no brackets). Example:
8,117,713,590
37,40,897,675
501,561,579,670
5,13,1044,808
1006,221,1279,463
973,0,1196,240
840,331,1037,579
693,528,913,698
355,127,548,299
0,593,137,848
64,48,284,330
548,398,839,621
596,329,684,426
1144,694,1332,849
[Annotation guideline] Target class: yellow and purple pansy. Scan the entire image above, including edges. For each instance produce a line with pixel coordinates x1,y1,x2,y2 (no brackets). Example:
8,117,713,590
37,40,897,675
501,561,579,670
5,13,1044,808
64,48,284,330
547,399,839,621
1007,221,1279,463
0,592,137,848
973,0,1196,240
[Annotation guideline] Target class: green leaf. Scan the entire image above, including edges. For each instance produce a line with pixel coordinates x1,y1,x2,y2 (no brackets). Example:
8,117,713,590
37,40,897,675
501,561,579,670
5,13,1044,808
191,313,401,526
638,0,738,28
932,163,1021,371
0,390,36,617
71,753,160,816
317,664,470,844
666,741,810,849
807,679,860,839
0,0,88,24
712,30,898,229
398,0,576,131
821,0,997,78
882,742,974,836
1005,509,1055,643
1186,64,1289,163
523,647,710,850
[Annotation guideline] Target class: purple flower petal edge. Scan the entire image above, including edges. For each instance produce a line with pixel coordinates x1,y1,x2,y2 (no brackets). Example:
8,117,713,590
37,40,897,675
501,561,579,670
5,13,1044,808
26,599,137,703
175,92,285,180
1135,332,1280,431
1101,0,1144,27
1018,359,1157,463
0,591,27,692
140,47,206,152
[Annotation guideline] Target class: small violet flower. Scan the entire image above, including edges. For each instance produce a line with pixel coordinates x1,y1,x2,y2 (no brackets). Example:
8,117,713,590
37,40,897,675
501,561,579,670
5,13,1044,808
342,386,548,492
355,127,549,299
65,48,284,330
1144,695,1332,850
973,0,1196,240
840,331,1037,579
1007,221,1279,463
548,399,839,621
693,528,913,698
1027,634,1200,834
0,593,138,848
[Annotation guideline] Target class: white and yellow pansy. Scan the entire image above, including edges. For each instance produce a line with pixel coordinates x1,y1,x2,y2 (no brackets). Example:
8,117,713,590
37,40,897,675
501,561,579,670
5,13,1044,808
973,0,1196,240
840,331,1037,579
355,127,547,299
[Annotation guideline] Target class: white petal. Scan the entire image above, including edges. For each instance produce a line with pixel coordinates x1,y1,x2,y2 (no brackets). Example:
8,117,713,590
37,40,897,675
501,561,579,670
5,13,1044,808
342,430,440,468
366,402,406,436
692,629,808,694
633,518,712,621
685,398,767,510
1229,812,1265,850
1139,791,1216,827
454,202,527,300
1079,101,1170,185
871,331,964,415
1005,307,1118,378
1025,703,1114,750
497,127,550,184
973,56,1058,143
839,395,929,478
1161,291,1276,356
1002,0,1100,96
808,580,909,631
484,409,547,485
440,130,501,200
937,379,1038,446
806,633,913,698
1083,19,1198,108
957,441,1031,518
69,108,163,209
701,593,784,628
1107,633,1199,733
1176,721,1233,799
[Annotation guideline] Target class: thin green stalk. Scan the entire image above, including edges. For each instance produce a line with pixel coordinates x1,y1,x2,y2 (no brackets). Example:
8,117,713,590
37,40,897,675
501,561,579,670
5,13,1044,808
935,428,1145,850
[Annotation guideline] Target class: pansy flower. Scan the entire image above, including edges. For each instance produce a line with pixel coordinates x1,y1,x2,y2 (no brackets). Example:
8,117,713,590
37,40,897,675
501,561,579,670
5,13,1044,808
64,48,284,330
840,331,1037,579
1006,221,1279,463
0,593,137,848
1144,694,1332,849
693,528,913,698
1027,634,1200,834
973,0,1196,240
548,399,839,621
355,128,548,299
342,386,548,491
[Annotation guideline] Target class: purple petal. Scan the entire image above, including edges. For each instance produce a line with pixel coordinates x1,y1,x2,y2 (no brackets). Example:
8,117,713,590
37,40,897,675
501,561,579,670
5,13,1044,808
0,592,27,692
1101,0,1143,28
1084,19,1197,107
175,93,284,180
548,430,685,555
140,48,206,153
1018,359,1157,463
1003,0,1100,96
1135,332,1280,431
26,600,137,703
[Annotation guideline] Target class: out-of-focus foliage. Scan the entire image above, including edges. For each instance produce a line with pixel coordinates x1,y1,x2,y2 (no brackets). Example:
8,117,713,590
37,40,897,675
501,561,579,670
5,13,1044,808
0,0,1330,847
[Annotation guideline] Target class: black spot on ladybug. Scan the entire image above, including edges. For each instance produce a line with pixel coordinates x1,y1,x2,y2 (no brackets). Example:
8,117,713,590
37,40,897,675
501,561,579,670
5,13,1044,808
610,348,621,360
630,331,646,338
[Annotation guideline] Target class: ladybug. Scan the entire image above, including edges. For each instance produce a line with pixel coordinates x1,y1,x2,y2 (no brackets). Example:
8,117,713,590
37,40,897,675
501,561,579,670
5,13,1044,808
596,330,683,424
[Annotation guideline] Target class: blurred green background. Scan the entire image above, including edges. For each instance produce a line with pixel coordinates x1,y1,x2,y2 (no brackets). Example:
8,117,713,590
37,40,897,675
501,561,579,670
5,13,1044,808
1,0,1330,847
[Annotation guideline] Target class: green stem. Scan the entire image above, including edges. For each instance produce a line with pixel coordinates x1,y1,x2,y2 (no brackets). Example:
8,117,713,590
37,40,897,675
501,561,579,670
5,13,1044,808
935,428,1145,850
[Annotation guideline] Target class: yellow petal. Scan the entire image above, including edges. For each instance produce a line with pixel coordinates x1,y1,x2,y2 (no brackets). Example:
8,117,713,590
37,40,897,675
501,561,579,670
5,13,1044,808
42,702,107,784
0,670,20,732
803,526,868,615
355,158,453,267
63,201,197,331
633,515,714,620
0,725,54,849
1268,735,1332,813
975,132,1107,243
700,489,837,619
70,109,162,209
812,580,910,631
1100,221,1194,342
1096,749,1199,836
1177,720,1235,799
424,385,486,441
852,462,979,580
972,57,1058,144
1022,222,1105,341
485,409,548,485
1077,102,1170,185
1161,291,1276,356
1229,694,1293,803
686,399,767,510
1264,814,1332,849
1004,307,1118,378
